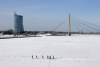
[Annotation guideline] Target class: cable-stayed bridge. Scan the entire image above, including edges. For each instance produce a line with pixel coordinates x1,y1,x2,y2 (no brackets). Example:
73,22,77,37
11,14,100,36
51,14,100,36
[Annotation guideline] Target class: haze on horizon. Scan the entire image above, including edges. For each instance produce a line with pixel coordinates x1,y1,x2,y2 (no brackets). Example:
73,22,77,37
0,0,100,32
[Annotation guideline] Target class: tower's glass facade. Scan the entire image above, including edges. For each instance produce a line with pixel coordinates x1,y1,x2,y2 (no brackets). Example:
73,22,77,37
14,12,24,34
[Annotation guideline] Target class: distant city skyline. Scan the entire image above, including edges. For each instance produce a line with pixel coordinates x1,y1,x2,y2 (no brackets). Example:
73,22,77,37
0,0,100,32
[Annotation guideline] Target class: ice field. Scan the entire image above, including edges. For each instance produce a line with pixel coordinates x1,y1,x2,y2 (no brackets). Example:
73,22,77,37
0,34,100,67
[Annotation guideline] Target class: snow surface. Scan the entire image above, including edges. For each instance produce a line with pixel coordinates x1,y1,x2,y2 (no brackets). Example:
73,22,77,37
0,34,100,67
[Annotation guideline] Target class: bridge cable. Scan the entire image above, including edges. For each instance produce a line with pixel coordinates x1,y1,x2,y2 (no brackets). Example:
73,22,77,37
70,22,81,31
52,18,68,31
52,19,68,31
71,16,100,28
71,20,90,32
71,17,100,32
56,21,68,31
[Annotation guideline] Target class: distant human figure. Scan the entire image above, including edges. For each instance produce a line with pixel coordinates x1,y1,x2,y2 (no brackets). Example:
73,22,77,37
32,55,33,59
50,56,51,59
52,56,54,59
36,55,38,59
42,55,44,59
47,55,48,59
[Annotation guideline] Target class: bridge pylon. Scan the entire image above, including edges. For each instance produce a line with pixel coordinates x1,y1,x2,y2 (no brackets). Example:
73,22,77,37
68,14,71,36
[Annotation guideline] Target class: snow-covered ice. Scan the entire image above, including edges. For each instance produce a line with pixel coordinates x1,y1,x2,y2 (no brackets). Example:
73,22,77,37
0,34,100,67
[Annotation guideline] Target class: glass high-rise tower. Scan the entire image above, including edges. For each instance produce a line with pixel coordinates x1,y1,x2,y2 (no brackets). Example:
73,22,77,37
14,12,24,34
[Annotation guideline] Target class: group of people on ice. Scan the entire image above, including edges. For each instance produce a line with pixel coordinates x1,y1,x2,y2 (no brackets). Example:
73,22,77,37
47,55,54,59
32,55,54,59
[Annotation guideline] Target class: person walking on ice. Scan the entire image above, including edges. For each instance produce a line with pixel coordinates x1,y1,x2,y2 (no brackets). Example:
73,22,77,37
50,56,51,59
47,55,48,59
52,56,54,59
32,55,33,59
42,55,44,59
36,55,38,59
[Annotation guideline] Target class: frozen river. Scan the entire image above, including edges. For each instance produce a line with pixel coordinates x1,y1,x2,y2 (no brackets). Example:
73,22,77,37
0,34,100,67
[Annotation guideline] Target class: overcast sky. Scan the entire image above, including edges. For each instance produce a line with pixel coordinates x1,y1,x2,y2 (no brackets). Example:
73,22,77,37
0,0,100,32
